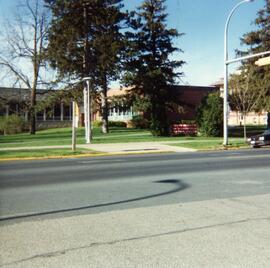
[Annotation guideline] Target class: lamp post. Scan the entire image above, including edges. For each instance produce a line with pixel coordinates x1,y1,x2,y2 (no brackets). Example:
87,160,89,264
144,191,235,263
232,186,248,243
83,77,92,144
223,0,254,146
72,101,77,152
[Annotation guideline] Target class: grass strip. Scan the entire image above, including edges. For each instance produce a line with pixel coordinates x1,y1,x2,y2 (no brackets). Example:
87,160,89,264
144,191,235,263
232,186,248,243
0,148,99,159
168,140,248,150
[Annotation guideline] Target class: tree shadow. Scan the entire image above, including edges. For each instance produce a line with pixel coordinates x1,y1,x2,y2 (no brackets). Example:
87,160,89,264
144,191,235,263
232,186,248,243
0,179,190,222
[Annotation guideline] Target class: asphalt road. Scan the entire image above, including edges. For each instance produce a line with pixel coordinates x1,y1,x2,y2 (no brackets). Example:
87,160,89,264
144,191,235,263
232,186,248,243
1,148,270,223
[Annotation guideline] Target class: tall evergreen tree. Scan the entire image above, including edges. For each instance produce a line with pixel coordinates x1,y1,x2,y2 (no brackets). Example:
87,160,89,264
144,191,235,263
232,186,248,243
92,0,126,133
45,0,125,133
123,0,184,136
237,0,270,127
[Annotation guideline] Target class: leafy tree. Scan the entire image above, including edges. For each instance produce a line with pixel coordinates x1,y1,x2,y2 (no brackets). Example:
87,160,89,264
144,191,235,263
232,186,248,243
45,0,125,133
196,92,223,137
0,0,51,134
123,0,184,136
237,0,270,127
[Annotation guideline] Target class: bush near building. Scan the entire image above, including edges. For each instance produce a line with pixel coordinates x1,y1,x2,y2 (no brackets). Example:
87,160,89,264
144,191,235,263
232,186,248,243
93,121,127,128
130,115,150,129
196,93,223,137
0,115,25,135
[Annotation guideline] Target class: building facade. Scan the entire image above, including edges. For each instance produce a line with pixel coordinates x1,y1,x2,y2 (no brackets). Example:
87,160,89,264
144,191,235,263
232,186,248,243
0,87,72,129
1,85,218,129
104,85,218,124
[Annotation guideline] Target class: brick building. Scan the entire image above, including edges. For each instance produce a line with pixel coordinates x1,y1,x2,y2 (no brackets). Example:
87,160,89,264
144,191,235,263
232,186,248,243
0,85,218,128
105,85,217,124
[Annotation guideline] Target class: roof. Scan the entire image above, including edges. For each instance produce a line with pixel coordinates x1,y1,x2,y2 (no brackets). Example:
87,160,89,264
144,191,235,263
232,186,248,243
0,87,51,102
211,78,224,87
107,85,218,97
169,85,218,91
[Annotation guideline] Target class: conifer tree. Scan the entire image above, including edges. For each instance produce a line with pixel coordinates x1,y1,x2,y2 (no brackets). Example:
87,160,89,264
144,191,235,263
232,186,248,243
92,0,126,133
45,0,125,133
123,0,184,136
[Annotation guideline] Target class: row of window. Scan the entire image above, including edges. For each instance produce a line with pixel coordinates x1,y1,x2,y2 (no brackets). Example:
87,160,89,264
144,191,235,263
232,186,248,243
0,103,72,121
108,107,135,116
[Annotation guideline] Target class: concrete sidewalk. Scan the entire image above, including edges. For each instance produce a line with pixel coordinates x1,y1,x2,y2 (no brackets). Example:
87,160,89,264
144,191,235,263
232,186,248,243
80,141,196,154
1,194,270,267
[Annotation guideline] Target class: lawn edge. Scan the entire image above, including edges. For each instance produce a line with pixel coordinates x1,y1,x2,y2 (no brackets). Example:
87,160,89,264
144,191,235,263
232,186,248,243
0,150,174,162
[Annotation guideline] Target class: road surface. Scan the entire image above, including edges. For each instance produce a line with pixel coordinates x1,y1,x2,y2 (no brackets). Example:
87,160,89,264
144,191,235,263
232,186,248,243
1,148,270,223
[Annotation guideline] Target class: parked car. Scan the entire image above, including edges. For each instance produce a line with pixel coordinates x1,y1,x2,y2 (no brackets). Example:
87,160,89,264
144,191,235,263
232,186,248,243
247,129,270,148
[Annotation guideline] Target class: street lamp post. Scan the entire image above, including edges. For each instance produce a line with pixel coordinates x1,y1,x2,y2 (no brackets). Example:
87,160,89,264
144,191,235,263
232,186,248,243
223,0,254,146
72,101,77,152
83,77,92,144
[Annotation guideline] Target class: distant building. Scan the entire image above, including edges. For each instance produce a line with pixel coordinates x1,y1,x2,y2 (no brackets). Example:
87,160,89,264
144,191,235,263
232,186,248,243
102,85,217,124
0,84,218,129
0,87,72,129
107,88,137,122
166,85,217,122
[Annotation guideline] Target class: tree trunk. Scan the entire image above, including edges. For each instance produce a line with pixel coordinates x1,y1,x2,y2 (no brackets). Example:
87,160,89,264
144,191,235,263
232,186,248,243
149,93,168,136
267,112,270,129
29,87,36,135
243,113,247,141
101,74,109,134
30,16,38,135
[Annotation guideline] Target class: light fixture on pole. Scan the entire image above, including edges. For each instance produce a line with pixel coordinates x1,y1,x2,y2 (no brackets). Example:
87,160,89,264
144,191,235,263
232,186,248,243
255,56,270,66
223,0,254,146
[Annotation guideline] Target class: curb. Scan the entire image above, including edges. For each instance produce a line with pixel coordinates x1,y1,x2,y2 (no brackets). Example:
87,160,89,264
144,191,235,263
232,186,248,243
0,150,174,162
197,145,250,152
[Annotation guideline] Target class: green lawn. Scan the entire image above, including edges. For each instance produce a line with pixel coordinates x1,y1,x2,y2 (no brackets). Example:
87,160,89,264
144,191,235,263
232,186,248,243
0,125,264,158
168,139,248,150
0,127,218,148
0,127,148,148
0,126,262,149
229,125,267,137
0,148,99,159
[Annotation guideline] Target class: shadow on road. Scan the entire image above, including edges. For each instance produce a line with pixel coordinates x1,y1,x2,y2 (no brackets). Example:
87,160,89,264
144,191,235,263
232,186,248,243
0,179,190,222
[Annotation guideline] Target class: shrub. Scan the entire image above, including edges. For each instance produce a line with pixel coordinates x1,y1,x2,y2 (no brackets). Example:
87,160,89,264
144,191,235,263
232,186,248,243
0,115,25,135
196,93,223,137
93,121,127,128
131,115,150,129
108,121,127,128
0,117,4,135
172,120,196,125
92,121,103,128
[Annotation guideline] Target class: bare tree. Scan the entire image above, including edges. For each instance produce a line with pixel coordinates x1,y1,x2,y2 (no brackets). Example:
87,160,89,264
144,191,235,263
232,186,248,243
229,68,268,140
0,0,50,134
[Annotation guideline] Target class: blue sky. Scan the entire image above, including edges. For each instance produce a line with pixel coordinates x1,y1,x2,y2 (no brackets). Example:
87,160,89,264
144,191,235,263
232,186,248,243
0,0,265,86
124,0,265,86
